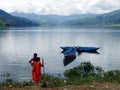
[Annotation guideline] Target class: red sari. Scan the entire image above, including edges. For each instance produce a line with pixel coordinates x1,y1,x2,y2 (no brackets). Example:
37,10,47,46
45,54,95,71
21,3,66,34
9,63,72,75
32,61,42,83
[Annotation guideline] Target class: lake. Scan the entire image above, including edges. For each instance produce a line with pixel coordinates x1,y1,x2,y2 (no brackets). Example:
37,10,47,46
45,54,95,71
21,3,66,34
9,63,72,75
0,27,120,81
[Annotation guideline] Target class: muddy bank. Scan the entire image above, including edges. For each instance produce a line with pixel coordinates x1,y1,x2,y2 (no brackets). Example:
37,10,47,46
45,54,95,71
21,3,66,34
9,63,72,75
2,82,120,90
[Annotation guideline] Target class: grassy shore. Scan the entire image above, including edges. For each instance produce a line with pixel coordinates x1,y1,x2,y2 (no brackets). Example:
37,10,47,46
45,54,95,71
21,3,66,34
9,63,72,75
1,61,120,90
1,82,120,90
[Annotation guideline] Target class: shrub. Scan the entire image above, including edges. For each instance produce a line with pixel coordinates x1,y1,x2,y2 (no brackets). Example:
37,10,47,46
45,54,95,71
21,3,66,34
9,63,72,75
103,70,120,83
64,61,97,78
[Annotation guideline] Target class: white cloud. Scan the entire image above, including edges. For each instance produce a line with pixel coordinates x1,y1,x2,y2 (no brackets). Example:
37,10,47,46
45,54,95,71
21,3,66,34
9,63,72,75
0,0,120,15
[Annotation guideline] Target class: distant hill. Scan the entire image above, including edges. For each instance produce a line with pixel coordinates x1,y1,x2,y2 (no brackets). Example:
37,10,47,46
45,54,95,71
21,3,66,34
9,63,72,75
11,12,96,27
65,10,120,27
0,9,39,27
11,9,120,28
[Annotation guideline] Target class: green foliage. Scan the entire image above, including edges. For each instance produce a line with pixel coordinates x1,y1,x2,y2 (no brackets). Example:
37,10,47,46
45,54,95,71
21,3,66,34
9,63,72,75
18,80,34,87
64,61,120,85
0,19,5,27
0,79,34,89
64,61,103,85
0,9,39,27
66,76,97,85
95,66,104,76
64,61,96,78
103,70,120,83
80,62,94,74
43,74,65,87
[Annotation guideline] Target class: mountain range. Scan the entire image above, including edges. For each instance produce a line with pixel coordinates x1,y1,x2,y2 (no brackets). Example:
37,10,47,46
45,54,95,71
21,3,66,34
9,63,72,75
0,9,38,27
11,9,120,28
1,9,120,28
11,12,96,27
65,9,120,27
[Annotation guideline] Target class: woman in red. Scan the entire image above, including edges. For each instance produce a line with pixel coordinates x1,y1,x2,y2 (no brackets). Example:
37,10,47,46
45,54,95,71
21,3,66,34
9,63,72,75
29,53,37,64
29,53,43,83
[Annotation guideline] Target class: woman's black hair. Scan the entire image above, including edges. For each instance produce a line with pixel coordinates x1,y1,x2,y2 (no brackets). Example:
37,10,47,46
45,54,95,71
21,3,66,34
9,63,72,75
35,57,40,62
34,53,37,58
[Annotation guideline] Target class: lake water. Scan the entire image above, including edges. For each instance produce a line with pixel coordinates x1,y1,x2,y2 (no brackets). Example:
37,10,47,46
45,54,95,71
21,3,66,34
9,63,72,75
0,27,120,81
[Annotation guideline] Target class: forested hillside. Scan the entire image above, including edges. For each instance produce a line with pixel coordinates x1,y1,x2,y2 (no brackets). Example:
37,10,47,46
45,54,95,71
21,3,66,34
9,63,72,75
0,9,38,27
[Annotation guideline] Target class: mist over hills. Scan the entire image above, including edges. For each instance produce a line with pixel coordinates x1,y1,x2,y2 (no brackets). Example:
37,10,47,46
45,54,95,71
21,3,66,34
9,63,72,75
1,9,120,28
11,9,120,28
11,12,96,27
65,9,120,27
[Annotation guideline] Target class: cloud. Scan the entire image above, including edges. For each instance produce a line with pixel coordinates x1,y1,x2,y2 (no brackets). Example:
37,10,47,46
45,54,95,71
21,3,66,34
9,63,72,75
0,0,120,15
91,0,120,13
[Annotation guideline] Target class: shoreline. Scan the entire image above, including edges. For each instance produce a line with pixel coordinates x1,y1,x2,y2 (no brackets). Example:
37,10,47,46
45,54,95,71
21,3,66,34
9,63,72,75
1,61,120,90
1,82,120,90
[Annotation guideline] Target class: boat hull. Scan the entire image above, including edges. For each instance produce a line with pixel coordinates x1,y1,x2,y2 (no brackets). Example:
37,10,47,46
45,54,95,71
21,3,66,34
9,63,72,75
78,47,100,52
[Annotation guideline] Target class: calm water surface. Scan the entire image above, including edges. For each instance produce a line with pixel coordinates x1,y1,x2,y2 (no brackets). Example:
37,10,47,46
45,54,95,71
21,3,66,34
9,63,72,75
0,27,120,81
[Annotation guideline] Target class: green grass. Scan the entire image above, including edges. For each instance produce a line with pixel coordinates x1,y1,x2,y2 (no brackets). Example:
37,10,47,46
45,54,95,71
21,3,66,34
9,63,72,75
41,74,65,87
0,79,34,89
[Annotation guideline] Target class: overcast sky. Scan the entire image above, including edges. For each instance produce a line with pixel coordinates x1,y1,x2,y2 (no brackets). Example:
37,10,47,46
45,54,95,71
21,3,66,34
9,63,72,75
0,0,120,15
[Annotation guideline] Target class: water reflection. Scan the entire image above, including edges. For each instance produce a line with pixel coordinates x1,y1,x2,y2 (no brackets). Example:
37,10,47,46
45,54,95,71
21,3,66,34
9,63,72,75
63,55,76,66
62,46,100,66
63,50,100,66
78,50,100,55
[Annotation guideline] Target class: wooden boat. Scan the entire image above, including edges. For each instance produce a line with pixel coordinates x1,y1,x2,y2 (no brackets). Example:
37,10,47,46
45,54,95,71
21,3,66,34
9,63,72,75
62,47,77,57
77,47,100,52
61,46,100,53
